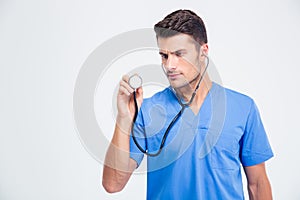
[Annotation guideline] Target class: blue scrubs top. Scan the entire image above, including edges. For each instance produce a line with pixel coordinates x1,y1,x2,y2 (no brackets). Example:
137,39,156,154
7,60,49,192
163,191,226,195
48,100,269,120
130,82,273,200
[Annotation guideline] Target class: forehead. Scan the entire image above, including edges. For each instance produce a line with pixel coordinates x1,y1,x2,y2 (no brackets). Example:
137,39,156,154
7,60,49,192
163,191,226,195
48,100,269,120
157,34,197,52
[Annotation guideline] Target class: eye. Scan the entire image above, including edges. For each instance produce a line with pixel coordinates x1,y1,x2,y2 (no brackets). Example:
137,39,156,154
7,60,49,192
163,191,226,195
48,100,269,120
159,53,168,60
175,51,183,57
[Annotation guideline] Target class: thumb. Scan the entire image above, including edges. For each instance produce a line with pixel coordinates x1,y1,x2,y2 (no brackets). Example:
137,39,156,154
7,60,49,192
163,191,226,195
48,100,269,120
136,87,143,103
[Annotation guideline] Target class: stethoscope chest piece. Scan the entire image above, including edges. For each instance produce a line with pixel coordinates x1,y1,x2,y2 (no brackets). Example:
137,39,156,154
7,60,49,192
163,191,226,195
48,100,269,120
129,74,143,89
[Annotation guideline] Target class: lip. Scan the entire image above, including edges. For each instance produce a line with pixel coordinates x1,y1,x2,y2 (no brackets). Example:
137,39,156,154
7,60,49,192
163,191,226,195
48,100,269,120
167,73,181,79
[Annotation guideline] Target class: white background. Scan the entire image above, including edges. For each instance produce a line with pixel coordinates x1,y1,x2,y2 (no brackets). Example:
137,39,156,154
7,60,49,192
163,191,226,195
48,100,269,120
1,0,300,199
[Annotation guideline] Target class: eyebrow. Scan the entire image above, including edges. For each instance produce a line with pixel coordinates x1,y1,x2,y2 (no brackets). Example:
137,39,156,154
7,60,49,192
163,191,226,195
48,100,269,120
159,49,187,55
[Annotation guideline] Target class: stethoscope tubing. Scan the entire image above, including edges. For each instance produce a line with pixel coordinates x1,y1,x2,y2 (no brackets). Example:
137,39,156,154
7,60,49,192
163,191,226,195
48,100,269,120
131,56,209,157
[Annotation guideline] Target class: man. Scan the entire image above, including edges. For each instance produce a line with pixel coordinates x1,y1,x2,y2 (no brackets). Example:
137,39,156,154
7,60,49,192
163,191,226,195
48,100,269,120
102,9,273,199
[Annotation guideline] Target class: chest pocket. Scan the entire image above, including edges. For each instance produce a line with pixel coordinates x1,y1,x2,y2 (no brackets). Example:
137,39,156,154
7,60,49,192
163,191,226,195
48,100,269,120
211,132,241,170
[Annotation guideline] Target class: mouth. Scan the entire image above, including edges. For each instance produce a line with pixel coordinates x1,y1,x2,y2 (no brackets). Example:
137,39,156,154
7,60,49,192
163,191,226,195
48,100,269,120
167,73,181,79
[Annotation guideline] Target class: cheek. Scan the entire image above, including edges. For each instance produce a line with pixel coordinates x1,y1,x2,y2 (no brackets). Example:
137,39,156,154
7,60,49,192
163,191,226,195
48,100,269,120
177,55,200,74
184,61,200,74
180,55,199,69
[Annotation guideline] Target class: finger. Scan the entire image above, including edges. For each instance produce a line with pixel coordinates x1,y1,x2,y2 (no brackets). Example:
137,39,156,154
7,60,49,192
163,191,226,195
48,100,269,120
119,85,131,96
122,74,130,82
136,87,143,96
136,87,143,106
120,80,134,93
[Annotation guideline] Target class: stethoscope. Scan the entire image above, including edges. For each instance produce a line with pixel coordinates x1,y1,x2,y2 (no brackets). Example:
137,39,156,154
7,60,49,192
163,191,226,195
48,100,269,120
129,56,209,157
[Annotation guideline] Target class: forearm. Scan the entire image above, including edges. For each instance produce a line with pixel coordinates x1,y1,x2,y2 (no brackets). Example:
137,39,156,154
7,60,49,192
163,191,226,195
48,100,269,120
102,116,136,193
248,176,272,200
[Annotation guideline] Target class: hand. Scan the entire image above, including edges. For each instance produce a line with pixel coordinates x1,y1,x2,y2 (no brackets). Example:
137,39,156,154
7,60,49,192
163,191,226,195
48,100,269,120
117,75,143,121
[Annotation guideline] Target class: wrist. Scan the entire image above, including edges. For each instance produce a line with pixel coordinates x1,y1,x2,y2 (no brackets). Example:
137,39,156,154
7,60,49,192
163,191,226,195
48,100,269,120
116,114,133,134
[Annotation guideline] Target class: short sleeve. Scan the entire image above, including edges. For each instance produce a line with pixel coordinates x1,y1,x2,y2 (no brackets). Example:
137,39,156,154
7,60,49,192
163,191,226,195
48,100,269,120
240,100,274,166
129,108,146,168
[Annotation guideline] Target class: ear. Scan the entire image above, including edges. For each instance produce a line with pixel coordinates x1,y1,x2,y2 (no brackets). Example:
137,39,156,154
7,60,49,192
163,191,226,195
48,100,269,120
200,44,209,56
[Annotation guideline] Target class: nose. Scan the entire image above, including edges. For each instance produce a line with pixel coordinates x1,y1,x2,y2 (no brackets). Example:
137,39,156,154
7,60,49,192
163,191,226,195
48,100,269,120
164,54,178,71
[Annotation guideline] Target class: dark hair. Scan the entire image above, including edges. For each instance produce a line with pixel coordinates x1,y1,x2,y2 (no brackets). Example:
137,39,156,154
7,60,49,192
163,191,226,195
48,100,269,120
154,9,208,46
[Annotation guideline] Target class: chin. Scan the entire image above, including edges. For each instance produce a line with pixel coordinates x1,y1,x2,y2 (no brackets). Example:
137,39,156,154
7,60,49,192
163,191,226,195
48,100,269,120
169,80,189,89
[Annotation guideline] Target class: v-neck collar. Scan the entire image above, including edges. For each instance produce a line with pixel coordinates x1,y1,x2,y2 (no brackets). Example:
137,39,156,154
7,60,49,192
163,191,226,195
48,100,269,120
167,82,217,128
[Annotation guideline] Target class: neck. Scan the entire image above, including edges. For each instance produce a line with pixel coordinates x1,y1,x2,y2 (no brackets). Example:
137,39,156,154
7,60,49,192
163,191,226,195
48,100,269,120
175,74,212,107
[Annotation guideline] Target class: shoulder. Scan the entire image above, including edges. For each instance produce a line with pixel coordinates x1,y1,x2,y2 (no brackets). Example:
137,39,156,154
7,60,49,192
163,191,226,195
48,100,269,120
139,87,180,118
141,87,176,107
215,83,254,109
224,84,253,104
212,83,256,120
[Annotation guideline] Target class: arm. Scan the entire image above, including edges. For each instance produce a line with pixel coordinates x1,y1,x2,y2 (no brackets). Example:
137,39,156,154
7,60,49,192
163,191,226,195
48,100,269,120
102,117,138,193
244,162,272,200
102,75,143,193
